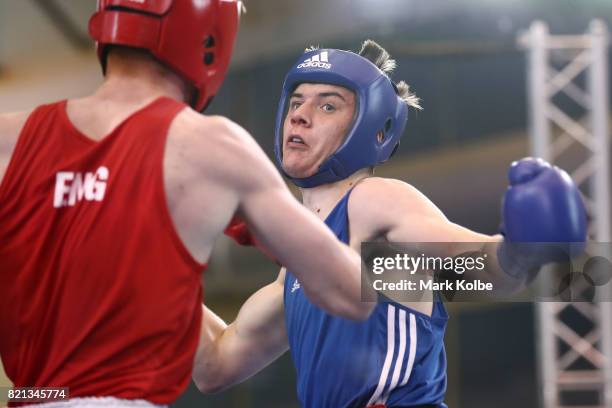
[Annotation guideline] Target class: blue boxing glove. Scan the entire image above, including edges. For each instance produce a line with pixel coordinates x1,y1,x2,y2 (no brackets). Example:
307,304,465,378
498,157,587,279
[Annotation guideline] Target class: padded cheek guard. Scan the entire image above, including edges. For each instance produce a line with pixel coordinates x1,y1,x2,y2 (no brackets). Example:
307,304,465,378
274,49,409,188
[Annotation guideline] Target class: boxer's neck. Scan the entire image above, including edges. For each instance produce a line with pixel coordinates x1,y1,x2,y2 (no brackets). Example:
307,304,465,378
300,169,370,221
97,48,193,106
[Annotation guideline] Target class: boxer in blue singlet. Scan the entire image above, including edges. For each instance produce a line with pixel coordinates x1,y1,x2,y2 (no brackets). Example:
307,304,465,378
193,40,586,408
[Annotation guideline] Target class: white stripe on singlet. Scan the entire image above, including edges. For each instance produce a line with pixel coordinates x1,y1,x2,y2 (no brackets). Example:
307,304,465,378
400,313,418,387
382,311,418,404
366,304,396,406
381,309,409,403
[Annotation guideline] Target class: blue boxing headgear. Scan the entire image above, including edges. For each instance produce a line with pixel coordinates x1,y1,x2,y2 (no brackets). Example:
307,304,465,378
274,49,409,188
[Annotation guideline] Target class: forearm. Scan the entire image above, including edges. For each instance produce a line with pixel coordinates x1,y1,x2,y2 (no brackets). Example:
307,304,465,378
192,305,229,393
390,221,526,295
193,282,288,393
460,235,529,295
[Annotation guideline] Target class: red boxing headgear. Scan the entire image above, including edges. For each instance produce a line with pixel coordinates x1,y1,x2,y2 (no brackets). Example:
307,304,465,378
89,0,241,111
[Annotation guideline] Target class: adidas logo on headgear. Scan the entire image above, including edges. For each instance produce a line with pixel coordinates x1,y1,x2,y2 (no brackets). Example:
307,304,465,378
297,51,332,69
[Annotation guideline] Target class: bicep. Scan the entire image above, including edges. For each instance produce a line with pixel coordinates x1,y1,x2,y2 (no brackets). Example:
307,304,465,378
355,180,494,253
239,184,345,271
388,212,491,243
231,140,343,268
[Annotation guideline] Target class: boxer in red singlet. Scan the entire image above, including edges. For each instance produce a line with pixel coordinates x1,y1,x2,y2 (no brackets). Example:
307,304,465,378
0,2,372,407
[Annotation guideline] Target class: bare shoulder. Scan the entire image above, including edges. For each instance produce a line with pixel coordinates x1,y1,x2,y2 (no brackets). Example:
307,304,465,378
173,109,259,148
350,177,442,217
0,111,32,178
351,177,415,199
169,109,283,190
348,177,446,240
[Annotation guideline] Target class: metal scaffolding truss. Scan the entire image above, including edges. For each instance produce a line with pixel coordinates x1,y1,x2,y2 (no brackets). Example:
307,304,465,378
519,20,612,408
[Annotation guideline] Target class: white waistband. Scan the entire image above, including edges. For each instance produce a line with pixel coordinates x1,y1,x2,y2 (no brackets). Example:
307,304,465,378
26,397,167,408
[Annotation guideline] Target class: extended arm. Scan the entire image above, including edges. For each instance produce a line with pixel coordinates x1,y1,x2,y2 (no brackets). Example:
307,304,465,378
350,178,517,293
351,162,586,295
215,118,373,320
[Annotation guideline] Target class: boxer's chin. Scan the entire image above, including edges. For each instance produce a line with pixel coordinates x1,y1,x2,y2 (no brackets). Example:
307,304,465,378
282,159,318,180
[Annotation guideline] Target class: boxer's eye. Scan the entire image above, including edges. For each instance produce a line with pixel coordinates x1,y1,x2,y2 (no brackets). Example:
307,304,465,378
321,104,335,113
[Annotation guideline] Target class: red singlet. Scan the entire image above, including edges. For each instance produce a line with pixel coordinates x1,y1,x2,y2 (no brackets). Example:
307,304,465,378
0,98,206,404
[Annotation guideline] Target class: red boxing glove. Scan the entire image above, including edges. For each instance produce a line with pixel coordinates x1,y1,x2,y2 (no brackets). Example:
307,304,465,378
224,215,257,246
224,215,279,264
